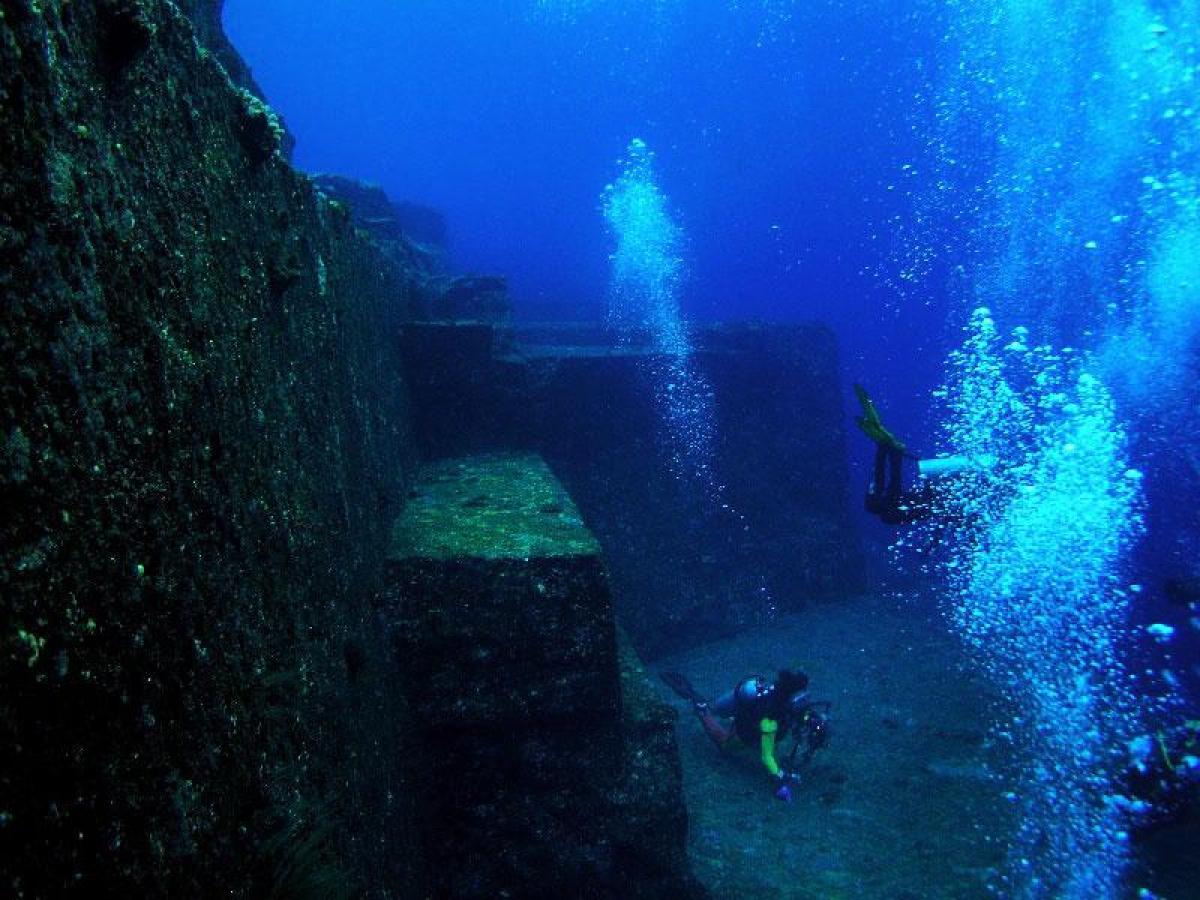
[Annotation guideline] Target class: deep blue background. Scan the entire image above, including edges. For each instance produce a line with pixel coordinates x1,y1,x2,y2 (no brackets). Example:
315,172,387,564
223,0,1197,703
223,1,952,445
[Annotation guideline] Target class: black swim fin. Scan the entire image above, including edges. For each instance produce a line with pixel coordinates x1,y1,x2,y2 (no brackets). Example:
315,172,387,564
660,670,705,705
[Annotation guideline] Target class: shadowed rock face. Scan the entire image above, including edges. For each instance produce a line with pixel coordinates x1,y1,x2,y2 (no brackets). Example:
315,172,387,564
310,174,454,319
1,5,702,898
313,174,449,249
310,175,514,324
176,0,291,151
172,0,299,158
383,455,703,899
1,1,420,894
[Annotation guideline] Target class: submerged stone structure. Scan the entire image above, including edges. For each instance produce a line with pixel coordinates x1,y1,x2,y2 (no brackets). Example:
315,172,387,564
400,322,865,658
1,0,856,896
383,455,700,898
0,3,700,897
1,1,423,895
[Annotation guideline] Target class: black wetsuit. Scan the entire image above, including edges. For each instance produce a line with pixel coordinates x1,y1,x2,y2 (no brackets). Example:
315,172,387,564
864,445,933,525
711,678,796,743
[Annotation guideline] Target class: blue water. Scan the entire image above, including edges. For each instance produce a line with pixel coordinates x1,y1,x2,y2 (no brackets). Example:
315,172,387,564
225,2,1199,896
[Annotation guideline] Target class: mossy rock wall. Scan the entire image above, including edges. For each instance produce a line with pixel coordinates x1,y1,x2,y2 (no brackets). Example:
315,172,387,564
176,0,271,102
383,455,703,898
1,1,420,895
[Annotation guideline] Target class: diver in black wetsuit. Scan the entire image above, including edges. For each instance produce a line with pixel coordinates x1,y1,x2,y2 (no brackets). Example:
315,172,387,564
854,384,990,526
855,384,930,526
661,669,830,802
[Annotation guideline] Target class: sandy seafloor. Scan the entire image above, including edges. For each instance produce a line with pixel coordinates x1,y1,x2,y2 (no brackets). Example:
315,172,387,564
658,589,1019,900
656,589,1200,899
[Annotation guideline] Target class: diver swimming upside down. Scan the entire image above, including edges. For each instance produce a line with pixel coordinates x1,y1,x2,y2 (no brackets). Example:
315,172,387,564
854,383,994,526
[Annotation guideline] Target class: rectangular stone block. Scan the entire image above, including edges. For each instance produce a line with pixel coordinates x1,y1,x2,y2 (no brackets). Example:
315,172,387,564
383,454,620,729
377,454,701,897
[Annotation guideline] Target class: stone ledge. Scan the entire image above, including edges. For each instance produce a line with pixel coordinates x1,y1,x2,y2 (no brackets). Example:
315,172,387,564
379,454,702,896
384,454,619,729
390,453,599,561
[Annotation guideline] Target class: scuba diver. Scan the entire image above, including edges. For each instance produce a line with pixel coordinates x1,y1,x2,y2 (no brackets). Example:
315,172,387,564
854,383,993,526
661,669,830,802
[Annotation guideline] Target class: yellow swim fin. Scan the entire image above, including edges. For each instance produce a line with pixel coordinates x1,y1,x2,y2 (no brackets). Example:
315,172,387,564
854,384,905,452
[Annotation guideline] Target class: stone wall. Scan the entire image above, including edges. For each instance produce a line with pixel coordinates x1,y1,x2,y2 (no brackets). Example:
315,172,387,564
382,455,702,898
1,2,420,895
176,0,292,151
0,4,707,896
400,322,865,659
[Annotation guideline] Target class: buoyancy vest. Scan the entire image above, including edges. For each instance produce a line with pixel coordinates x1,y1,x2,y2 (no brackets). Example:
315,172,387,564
731,678,791,745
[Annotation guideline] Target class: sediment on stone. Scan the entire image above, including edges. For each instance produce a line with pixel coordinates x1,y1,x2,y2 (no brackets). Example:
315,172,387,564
1,2,420,895
382,454,703,898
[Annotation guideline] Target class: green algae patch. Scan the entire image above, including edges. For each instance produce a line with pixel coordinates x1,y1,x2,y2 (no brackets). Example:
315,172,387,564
391,454,600,560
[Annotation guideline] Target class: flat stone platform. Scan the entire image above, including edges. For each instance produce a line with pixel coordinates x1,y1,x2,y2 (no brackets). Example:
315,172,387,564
386,453,617,728
380,454,701,897
390,453,598,560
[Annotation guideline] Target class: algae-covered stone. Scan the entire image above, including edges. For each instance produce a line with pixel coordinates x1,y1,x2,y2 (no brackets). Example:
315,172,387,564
391,453,599,560
382,454,703,898
0,2,419,895
386,454,617,728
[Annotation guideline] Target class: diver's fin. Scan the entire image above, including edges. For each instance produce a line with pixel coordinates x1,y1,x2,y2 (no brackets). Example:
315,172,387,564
854,383,879,425
660,671,705,704
853,383,905,452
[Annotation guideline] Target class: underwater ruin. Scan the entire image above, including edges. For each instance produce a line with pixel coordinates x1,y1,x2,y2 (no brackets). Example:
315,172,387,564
2,1,1197,898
